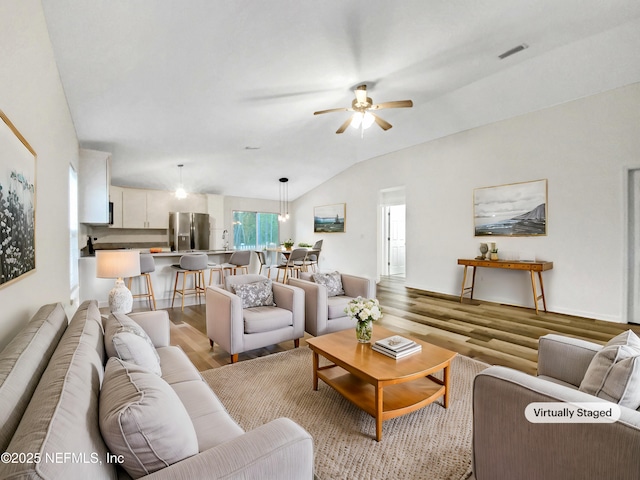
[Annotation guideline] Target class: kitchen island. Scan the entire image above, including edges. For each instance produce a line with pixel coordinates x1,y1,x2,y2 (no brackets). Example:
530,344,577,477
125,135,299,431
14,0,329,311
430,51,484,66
78,250,258,309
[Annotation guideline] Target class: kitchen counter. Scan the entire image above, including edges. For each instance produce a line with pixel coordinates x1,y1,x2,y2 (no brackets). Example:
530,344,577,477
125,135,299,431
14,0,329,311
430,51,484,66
78,250,251,308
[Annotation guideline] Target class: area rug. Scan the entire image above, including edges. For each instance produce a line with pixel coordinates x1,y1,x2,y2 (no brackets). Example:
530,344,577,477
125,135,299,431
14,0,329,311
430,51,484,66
201,347,488,480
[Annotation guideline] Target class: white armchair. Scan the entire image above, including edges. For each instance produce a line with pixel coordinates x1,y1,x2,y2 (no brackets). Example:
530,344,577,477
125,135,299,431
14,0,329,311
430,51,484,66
288,272,376,337
471,333,640,479
205,274,305,363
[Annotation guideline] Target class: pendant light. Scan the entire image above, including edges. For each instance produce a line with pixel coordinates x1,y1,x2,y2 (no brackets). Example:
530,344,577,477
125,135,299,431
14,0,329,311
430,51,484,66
278,177,289,222
175,164,187,199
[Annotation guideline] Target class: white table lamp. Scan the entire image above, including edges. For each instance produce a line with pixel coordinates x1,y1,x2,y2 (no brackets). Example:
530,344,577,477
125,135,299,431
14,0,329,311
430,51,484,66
96,250,141,313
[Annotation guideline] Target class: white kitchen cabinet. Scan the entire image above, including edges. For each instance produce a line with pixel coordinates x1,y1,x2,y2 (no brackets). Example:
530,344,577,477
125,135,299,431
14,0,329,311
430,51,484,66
146,190,171,228
78,149,111,224
122,188,170,229
109,185,123,228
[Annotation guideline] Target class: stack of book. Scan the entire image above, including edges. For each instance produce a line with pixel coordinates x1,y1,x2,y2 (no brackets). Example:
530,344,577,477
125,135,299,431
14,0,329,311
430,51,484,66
372,335,422,359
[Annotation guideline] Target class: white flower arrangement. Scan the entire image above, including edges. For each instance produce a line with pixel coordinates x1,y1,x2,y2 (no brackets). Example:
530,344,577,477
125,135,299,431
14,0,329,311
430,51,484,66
345,296,383,325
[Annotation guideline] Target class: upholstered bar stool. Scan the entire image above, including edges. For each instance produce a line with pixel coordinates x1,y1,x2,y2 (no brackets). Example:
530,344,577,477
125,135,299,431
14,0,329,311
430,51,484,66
127,253,157,310
171,253,208,311
220,250,252,276
208,263,224,286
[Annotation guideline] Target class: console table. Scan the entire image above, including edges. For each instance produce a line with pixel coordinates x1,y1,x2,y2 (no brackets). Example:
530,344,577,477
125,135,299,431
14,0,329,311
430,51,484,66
457,259,553,314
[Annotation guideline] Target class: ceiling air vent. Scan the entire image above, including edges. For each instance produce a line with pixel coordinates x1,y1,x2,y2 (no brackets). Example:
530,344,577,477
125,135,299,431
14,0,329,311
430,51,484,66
498,43,529,60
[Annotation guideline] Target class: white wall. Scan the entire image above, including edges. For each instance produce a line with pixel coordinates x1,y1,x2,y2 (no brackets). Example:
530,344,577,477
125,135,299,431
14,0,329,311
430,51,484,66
0,1,79,349
293,82,640,323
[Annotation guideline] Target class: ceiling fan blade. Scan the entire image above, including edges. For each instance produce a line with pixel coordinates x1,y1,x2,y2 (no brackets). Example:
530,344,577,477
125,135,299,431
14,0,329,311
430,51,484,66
336,115,354,134
372,113,392,131
371,100,413,110
314,107,350,115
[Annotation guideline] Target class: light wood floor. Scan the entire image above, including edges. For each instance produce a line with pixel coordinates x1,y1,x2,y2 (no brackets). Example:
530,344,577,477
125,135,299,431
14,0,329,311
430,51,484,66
165,276,640,375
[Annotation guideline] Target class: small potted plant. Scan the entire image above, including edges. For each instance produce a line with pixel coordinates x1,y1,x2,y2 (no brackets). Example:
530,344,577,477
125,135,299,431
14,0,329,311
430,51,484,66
283,239,294,250
490,248,499,260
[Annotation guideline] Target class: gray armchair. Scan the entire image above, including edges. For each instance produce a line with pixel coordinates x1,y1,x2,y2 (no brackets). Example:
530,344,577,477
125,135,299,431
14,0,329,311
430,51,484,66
205,274,305,363
471,334,640,480
288,272,376,336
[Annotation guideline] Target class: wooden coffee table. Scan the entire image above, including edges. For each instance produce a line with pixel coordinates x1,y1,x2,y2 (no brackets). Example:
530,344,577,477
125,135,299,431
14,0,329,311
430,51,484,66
306,326,457,441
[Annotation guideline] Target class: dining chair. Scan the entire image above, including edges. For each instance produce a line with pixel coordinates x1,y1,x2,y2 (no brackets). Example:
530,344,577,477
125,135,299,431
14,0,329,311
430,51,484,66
275,248,308,283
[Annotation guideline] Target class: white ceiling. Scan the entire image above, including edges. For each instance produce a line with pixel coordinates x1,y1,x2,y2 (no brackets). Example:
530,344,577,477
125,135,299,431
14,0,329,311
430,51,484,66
41,0,640,201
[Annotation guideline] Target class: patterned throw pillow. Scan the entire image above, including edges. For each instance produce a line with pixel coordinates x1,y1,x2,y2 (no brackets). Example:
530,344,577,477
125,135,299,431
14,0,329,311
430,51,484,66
233,279,276,309
312,271,345,297
579,330,640,409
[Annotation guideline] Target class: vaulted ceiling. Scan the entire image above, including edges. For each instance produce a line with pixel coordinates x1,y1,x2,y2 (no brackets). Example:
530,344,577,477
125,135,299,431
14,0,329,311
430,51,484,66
41,0,640,201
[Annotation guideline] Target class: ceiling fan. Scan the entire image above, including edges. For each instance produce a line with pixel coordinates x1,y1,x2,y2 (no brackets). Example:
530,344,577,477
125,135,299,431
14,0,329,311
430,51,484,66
313,84,413,134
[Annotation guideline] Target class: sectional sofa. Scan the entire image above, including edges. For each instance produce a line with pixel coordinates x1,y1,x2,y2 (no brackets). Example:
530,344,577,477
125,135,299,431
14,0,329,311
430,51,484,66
0,300,313,479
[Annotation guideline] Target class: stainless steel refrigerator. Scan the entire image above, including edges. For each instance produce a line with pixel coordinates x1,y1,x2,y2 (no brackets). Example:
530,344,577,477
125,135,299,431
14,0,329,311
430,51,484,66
169,212,210,251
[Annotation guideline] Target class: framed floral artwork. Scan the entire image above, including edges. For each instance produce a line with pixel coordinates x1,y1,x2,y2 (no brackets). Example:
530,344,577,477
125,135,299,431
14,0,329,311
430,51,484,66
314,203,346,233
474,179,547,236
0,110,37,287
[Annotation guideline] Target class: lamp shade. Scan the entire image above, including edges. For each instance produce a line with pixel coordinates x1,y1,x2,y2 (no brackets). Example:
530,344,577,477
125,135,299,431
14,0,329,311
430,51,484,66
96,250,141,279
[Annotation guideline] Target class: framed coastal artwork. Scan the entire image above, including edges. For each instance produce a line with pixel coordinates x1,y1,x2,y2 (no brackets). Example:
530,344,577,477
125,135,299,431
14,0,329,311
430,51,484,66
0,110,37,287
473,179,547,236
314,203,346,233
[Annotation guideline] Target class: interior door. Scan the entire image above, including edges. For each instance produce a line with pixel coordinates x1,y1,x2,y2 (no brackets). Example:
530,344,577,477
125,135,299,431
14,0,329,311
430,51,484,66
388,205,406,276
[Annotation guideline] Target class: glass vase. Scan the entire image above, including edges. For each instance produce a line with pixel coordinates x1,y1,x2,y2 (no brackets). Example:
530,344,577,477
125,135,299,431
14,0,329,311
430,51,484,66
355,320,373,343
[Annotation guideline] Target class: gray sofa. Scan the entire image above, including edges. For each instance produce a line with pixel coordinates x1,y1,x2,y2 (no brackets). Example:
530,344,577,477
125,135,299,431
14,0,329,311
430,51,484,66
471,334,640,480
0,300,313,479
288,272,376,336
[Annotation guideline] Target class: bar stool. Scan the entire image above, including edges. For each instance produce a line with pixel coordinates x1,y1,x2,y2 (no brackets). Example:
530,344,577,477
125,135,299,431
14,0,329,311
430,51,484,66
220,251,252,276
208,263,224,286
127,253,156,310
171,253,208,311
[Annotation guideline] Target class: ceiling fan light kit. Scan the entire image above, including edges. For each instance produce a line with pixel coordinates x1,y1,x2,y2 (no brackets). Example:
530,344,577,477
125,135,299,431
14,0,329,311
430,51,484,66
314,84,413,135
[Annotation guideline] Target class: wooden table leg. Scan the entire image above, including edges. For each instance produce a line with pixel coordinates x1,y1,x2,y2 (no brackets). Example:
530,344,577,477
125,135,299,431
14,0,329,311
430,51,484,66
312,351,319,391
530,271,539,314
443,363,451,408
538,271,548,312
375,384,383,442
459,265,468,303
470,266,476,299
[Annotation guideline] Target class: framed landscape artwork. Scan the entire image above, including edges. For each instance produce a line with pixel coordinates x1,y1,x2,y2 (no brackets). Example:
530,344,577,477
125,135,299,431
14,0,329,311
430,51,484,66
0,110,37,287
314,203,346,233
474,179,547,236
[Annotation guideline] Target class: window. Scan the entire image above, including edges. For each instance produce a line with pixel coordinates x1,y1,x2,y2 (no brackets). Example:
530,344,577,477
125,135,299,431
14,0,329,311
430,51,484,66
232,211,279,250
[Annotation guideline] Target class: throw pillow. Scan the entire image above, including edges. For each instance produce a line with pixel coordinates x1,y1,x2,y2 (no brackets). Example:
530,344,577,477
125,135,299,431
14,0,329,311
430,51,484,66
312,271,345,297
99,357,199,479
579,330,640,409
233,279,276,308
112,330,162,376
104,313,161,373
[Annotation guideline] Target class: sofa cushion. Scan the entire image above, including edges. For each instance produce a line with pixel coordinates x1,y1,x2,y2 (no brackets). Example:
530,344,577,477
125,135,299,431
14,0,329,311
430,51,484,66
327,295,354,319
157,346,203,385
0,303,67,452
233,279,276,308
171,380,244,451
313,271,344,296
244,307,293,333
104,313,160,369
99,357,199,479
579,330,640,409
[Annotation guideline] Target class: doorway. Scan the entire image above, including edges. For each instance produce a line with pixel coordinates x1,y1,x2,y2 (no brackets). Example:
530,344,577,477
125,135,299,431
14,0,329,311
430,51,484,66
380,187,406,278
